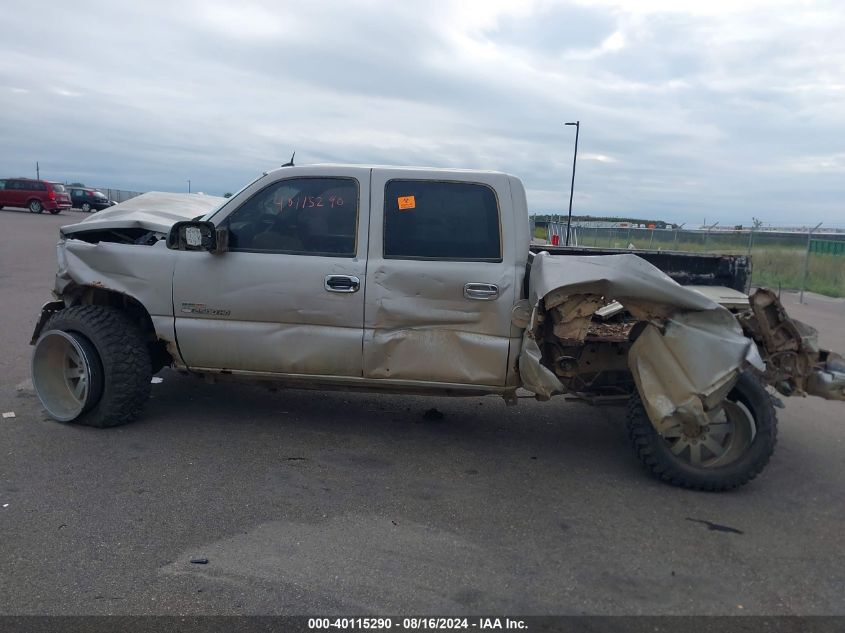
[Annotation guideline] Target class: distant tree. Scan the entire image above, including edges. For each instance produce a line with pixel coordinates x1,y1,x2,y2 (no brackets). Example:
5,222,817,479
68,182,86,187
223,192,234,198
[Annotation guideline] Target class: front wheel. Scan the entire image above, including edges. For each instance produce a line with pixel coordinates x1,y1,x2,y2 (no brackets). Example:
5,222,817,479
29,200,43,213
32,305,152,427
82,202,91,212
626,371,777,491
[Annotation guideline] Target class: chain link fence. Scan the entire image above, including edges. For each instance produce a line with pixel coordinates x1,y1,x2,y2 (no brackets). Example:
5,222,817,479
532,222,845,298
90,187,143,203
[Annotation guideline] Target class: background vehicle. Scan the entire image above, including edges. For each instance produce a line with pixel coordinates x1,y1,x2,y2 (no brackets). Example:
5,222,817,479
28,167,845,491
0,178,71,214
68,187,114,212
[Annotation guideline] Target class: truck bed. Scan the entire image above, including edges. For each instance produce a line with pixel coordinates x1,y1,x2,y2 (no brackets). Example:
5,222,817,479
530,245,751,293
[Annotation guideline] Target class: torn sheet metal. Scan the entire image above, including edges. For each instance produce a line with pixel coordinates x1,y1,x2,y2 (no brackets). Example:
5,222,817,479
740,288,845,401
61,192,225,237
520,253,761,430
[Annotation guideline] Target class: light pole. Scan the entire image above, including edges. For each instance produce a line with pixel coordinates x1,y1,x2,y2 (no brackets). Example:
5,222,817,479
564,121,580,246
187,179,191,194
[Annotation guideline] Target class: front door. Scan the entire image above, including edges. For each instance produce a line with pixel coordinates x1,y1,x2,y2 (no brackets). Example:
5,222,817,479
172,168,370,377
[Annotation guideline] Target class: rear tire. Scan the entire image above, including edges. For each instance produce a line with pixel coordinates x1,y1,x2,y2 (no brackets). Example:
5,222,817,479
32,306,152,427
49,208,61,215
626,371,777,491
29,200,43,213
82,202,91,212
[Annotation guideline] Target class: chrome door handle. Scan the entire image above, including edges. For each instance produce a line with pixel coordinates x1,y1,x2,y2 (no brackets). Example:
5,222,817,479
464,283,499,300
325,275,360,293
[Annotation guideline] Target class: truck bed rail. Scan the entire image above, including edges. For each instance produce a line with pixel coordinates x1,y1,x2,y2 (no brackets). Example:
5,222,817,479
530,245,750,293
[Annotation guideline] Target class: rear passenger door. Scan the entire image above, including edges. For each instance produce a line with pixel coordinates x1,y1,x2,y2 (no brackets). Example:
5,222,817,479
364,170,517,386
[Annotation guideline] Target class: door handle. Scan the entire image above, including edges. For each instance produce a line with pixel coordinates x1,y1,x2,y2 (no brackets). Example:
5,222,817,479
325,275,360,293
464,283,499,300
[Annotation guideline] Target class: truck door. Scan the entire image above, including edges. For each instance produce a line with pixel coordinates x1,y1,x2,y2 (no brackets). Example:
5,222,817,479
172,167,369,377
364,169,518,386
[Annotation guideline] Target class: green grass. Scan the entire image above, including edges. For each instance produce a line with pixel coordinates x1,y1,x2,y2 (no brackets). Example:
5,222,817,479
542,229,845,298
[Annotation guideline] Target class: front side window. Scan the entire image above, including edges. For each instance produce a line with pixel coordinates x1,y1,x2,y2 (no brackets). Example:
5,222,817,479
384,180,501,261
223,177,359,257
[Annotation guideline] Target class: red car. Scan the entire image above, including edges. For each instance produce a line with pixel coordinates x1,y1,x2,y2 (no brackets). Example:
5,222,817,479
0,178,72,214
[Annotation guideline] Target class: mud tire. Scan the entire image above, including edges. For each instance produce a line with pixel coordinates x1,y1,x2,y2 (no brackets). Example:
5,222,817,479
39,306,151,427
626,371,778,491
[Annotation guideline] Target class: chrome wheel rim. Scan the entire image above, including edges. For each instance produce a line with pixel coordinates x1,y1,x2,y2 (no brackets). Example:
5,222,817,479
32,330,95,421
660,399,757,468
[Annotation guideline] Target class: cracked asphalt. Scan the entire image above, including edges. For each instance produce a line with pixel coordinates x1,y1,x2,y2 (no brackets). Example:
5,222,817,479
1,207,844,615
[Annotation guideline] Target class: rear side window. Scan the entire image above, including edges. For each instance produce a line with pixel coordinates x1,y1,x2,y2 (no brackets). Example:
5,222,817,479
0,180,5,190
50,183,66,193
383,180,501,261
18,181,46,191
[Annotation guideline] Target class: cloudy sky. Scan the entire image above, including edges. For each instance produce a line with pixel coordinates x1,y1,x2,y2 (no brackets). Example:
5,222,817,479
2,0,844,226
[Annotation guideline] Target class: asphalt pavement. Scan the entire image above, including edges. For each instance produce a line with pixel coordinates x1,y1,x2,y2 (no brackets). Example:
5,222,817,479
1,206,843,615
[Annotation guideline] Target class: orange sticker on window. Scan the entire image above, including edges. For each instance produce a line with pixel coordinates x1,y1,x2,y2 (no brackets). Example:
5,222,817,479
397,195,416,210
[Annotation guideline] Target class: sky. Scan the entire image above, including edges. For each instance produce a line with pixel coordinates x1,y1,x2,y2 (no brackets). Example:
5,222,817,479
2,0,844,227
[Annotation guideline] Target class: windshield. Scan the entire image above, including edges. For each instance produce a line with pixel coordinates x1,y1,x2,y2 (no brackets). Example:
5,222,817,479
93,191,107,198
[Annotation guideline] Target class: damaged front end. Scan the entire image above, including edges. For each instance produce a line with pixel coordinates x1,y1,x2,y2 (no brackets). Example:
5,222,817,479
519,252,842,436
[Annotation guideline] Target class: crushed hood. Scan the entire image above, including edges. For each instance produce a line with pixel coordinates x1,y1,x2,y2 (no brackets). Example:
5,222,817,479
60,192,226,236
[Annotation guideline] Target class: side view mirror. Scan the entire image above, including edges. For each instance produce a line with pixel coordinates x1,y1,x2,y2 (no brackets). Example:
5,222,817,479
166,221,228,254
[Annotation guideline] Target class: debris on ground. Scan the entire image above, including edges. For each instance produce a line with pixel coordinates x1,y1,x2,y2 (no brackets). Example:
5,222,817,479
422,408,444,421
2,412,16,419
685,517,744,534
190,557,209,564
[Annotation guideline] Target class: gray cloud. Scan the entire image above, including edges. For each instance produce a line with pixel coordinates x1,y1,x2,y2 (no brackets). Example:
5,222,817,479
1,0,844,226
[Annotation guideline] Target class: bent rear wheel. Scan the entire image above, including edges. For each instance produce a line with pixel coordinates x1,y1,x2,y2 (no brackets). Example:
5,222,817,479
626,371,777,491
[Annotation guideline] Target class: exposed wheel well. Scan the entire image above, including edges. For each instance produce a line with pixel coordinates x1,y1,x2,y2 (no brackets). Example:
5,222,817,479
68,287,174,372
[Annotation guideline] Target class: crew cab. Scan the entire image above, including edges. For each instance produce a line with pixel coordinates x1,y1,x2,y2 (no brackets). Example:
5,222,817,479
29,166,845,491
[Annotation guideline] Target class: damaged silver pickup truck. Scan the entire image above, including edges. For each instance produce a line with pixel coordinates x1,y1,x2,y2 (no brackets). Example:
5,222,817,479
29,165,845,491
